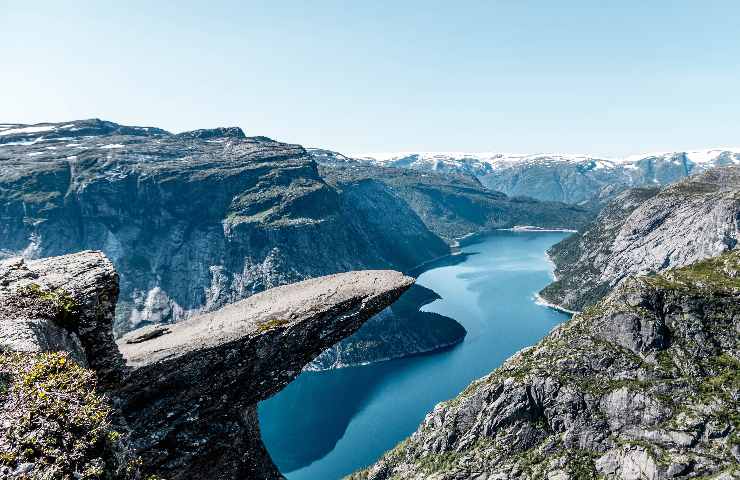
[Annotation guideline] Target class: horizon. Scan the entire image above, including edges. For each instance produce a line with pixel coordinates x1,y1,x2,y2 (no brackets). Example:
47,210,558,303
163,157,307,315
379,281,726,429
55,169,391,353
3,117,739,161
3,1,740,156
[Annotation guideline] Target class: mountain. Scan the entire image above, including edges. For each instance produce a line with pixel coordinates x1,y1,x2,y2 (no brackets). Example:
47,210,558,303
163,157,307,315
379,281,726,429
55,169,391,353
0,119,588,369
353,250,740,480
310,148,740,204
319,164,593,243
0,251,413,479
540,166,740,312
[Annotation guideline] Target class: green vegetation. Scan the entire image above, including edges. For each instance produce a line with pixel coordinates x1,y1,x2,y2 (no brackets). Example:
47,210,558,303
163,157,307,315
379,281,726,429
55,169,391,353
646,250,740,293
0,352,141,479
19,283,80,330
256,317,290,333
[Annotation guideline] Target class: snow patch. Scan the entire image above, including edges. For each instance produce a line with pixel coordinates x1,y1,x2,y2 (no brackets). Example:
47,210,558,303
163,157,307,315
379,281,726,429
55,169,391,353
0,125,56,136
0,138,43,146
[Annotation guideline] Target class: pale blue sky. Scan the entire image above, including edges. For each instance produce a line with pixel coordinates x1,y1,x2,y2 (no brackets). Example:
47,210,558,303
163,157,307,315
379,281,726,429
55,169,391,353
2,1,739,156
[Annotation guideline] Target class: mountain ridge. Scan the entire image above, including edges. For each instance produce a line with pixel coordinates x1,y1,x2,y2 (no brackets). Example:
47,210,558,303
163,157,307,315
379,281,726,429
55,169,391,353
310,148,740,204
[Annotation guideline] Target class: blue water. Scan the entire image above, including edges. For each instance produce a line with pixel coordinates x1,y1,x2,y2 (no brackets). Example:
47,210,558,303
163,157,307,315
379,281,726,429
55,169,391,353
258,231,571,479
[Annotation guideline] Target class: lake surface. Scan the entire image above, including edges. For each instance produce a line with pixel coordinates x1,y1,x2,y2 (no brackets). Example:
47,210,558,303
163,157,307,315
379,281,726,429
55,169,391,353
258,231,571,479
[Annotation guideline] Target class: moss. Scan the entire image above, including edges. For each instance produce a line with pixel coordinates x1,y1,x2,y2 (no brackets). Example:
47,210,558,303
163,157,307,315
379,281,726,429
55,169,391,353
645,250,740,294
656,350,675,374
256,318,290,333
0,352,142,479
564,449,600,480
698,354,740,399
414,451,461,474
19,283,80,330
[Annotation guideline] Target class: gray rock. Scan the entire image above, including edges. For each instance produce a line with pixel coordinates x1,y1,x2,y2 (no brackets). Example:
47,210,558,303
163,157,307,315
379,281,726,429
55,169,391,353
541,166,740,311
0,251,124,387
0,119,459,369
355,251,740,480
0,251,414,479
116,269,414,479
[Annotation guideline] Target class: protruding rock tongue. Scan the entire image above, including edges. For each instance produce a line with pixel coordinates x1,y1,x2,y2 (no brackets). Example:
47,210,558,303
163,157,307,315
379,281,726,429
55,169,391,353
116,270,414,479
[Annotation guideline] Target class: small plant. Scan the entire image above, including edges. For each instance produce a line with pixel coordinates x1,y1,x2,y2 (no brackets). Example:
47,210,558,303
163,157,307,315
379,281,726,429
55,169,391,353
0,352,142,479
18,283,80,329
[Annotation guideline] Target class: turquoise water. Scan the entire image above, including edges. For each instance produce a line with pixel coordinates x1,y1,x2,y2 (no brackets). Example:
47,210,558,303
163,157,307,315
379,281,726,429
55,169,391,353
258,231,571,479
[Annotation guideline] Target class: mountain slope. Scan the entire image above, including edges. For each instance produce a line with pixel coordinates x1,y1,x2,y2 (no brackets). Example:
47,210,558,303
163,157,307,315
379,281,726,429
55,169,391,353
540,166,740,311
320,164,594,242
353,250,740,480
0,119,458,372
311,149,740,204
1,120,590,369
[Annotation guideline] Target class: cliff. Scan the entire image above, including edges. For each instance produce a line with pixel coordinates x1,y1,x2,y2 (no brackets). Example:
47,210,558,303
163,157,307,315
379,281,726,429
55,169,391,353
0,119,456,369
353,250,740,480
0,119,590,369
541,166,740,311
0,251,414,479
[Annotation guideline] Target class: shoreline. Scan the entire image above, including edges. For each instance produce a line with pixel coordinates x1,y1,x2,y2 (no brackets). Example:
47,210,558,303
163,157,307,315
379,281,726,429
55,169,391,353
544,249,559,281
497,225,578,233
304,337,465,372
533,293,580,315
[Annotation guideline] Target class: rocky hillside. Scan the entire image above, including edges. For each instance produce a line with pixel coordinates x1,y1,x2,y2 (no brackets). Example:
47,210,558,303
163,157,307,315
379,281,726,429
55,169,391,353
0,119,459,370
353,250,740,480
310,149,740,204
320,165,593,242
540,166,740,312
0,251,413,479
0,119,589,369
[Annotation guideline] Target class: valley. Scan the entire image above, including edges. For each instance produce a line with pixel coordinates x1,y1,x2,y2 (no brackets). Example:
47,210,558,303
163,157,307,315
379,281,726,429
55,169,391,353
0,120,738,480
259,231,571,478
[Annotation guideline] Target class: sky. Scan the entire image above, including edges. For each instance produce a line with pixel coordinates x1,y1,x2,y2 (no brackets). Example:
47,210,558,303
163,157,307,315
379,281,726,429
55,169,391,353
2,1,739,156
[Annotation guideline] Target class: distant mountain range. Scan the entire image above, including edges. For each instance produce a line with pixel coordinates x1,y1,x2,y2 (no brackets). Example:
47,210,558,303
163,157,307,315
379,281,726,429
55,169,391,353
309,148,740,204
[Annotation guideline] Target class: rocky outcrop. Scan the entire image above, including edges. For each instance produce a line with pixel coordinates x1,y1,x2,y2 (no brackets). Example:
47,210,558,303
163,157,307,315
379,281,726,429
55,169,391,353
0,251,134,478
0,251,125,388
0,251,414,479
354,251,740,480
541,166,740,311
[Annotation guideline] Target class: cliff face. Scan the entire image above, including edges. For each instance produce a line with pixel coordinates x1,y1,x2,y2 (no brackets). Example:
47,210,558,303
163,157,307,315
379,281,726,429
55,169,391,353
0,119,458,369
0,251,414,479
1,119,591,369
355,251,740,480
541,166,740,311
0,120,438,333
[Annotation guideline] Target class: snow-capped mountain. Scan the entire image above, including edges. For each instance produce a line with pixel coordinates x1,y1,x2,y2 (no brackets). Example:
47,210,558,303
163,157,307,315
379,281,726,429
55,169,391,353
309,148,740,204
